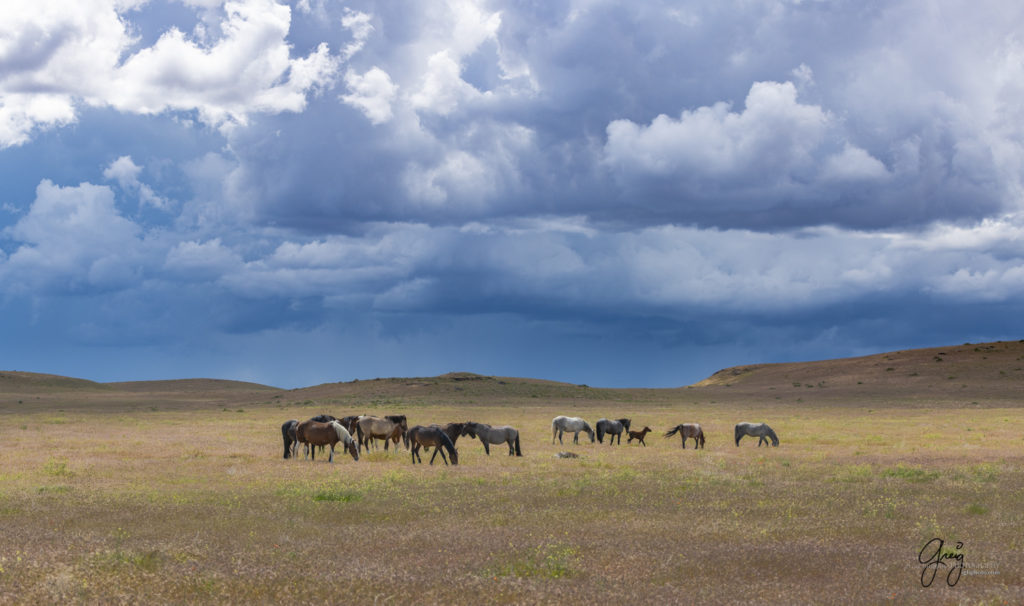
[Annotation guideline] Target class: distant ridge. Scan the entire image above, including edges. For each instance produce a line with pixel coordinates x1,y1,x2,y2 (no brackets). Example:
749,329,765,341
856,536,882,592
691,340,1024,396
0,371,110,392
3,340,1022,405
106,378,282,392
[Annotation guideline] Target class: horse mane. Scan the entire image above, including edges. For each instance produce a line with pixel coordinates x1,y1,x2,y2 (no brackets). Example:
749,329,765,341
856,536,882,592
329,421,353,444
438,430,458,463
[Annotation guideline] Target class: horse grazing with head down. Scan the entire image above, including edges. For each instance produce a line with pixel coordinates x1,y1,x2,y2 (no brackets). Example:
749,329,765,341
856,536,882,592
295,420,360,462
551,416,595,445
462,421,522,456
664,423,705,449
407,425,459,465
735,422,778,447
626,426,652,446
595,418,631,445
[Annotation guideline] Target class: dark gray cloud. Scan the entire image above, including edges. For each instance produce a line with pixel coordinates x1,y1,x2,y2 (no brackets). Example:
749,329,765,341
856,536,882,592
2,0,1024,387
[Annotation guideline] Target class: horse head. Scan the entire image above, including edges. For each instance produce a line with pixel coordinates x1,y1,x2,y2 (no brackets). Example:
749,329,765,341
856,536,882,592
461,422,478,439
346,440,360,461
618,418,632,431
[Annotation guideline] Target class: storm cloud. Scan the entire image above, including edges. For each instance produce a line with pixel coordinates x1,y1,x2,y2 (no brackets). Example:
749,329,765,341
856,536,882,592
1,0,1023,387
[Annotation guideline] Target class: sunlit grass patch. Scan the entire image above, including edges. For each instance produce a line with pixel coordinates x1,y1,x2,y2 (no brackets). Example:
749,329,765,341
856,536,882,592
311,488,362,503
43,457,73,477
882,463,939,482
93,549,163,573
37,485,72,494
964,503,989,515
485,542,581,579
833,463,874,482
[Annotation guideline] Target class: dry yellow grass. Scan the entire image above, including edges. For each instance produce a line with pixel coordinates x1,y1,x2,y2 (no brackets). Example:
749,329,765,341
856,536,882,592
1,344,1023,604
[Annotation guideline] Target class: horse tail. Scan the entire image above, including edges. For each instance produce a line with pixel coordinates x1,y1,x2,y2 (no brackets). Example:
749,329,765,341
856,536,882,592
698,428,706,448
514,433,522,457
440,432,458,465
551,419,557,444
664,425,680,438
596,424,604,443
734,424,742,446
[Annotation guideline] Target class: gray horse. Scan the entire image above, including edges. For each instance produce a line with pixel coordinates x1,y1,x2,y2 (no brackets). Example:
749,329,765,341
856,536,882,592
551,416,595,445
462,421,523,456
734,422,779,447
595,418,631,445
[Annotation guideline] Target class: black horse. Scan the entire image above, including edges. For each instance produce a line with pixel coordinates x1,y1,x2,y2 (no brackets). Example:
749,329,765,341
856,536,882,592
281,419,299,459
595,418,631,445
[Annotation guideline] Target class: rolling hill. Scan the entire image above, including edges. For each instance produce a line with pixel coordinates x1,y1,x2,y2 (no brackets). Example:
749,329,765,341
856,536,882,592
2,340,1022,409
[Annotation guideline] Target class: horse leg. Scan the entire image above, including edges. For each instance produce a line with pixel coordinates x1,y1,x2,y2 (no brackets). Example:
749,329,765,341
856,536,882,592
482,440,490,455
429,447,440,465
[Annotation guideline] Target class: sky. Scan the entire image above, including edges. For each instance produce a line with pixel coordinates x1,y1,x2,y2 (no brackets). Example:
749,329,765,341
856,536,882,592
1,0,1023,389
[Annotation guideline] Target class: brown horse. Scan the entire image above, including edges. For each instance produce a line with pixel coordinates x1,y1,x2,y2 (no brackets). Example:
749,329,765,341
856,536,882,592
665,423,705,449
356,415,408,452
407,425,459,465
434,422,466,446
627,426,652,446
295,420,360,462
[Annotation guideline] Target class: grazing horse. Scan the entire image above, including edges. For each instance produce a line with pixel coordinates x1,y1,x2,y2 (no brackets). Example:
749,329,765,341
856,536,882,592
295,420,359,462
407,425,459,465
595,418,631,445
356,415,408,452
664,424,705,449
462,421,523,456
551,416,595,445
281,419,299,459
735,422,779,447
626,426,652,446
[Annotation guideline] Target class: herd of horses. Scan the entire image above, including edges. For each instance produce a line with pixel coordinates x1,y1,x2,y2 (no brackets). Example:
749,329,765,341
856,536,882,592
281,413,779,465
281,414,523,466
551,416,778,449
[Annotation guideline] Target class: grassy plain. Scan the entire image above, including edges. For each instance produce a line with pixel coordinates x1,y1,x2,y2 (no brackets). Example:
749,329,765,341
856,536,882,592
1,343,1023,604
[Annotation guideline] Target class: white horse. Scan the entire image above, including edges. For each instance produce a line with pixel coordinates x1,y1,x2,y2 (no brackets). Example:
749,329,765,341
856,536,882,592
734,422,779,447
551,416,595,445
